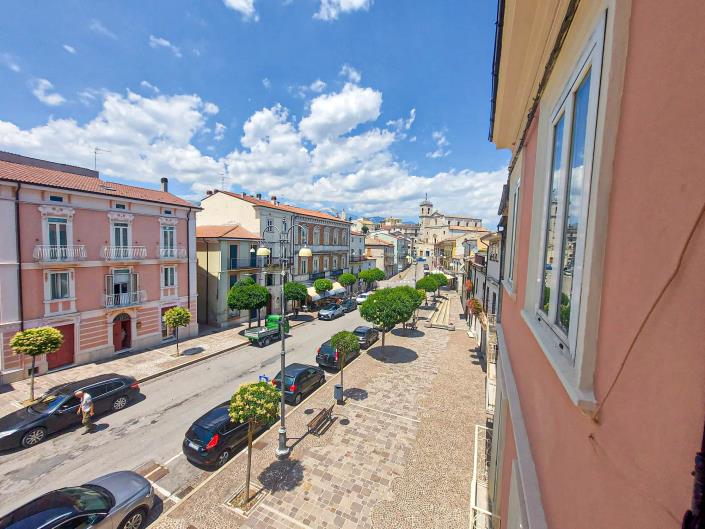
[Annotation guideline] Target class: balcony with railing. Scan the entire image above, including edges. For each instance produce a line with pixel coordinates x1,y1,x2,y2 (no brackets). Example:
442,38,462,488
104,290,146,308
470,424,500,529
33,245,86,263
102,246,147,261
227,256,261,270
158,246,187,259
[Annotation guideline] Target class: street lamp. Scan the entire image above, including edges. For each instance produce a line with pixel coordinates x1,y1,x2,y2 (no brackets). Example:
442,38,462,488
258,222,311,460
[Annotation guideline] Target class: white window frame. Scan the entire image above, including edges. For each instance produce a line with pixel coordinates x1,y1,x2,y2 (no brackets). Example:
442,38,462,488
48,271,71,300
323,228,330,245
313,227,321,245
108,212,134,247
39,206,75,248
333,256,338,269
313,256,319,272
300,258,308,274
506,176,521,289
333,229,339,245
323,256,329,270
299,225,308,245
162,265,177,288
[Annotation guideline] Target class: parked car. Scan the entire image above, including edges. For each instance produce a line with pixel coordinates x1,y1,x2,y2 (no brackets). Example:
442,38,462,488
355,292,371,304
0,374,140,450
316,339,361,370
272,363,325,405
340,299,357,313
0,470,154,529
318,303,344,320
183,401,270,468
353,326,379,349
423,263,430,271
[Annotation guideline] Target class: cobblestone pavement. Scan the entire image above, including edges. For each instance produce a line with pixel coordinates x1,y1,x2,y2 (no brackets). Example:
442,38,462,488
0,314,315,415
152,290,487,529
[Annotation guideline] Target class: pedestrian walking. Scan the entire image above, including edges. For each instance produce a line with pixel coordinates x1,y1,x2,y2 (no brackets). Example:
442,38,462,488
75,390,94,433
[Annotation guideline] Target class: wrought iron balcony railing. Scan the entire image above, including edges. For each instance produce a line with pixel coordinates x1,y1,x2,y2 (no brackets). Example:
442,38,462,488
102,246,147,261
158,246,187,259
104,290,146,308
33,245,86,262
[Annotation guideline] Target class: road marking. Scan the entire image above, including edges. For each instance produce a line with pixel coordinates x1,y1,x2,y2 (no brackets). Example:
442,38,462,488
149,480,181,503
345,401,420,423
9,401,22,409
258,503,312,528
163,452,183,465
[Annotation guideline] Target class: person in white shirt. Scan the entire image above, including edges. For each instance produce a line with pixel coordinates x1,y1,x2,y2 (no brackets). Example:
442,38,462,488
74,390,94,433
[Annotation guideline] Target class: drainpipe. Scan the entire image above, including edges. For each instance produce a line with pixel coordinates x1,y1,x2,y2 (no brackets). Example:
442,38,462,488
186,208,192,330
15,182,24,331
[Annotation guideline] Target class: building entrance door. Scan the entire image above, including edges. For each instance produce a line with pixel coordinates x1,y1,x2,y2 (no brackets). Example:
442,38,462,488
112,313,132,352
46,324,74,370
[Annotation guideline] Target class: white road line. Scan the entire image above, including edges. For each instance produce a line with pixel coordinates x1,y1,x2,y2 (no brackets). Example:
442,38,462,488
9,401,22,409
163,452,183,466
345,401,420,423
149,481,181,503
258,503,312,529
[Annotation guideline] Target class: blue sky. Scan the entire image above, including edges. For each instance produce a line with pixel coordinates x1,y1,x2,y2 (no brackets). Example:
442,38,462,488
0,0,508,223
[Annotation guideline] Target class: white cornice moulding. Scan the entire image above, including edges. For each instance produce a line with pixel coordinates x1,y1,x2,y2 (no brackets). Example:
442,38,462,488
108,212,135,222
159,217,179,226
38,205,75,219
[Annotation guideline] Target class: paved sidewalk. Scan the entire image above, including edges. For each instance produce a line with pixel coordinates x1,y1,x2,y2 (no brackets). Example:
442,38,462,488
152,291,487,529
0,314,314,414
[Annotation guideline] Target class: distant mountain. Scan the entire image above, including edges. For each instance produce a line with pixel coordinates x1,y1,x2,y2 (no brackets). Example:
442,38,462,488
368,216,385,223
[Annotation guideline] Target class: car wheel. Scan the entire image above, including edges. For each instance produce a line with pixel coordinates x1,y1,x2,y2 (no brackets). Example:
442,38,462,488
112,395,129,411
118,507,148,529
216,449,230,468
261,337,271,347
21,427,46,448
319,376,325,387
294,393,302,405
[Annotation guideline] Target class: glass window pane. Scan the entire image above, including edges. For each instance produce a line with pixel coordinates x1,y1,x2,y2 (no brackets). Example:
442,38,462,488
557,70,592,332
541,115,565,314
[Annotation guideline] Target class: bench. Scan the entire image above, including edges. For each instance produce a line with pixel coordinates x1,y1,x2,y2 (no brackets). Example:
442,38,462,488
307,405,334,435
403,317,418,331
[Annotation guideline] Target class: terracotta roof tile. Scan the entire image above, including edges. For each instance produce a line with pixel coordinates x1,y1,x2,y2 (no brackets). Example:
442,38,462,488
196,225,260,239
0,158,195,208
365,237,393,246
218,191,350,223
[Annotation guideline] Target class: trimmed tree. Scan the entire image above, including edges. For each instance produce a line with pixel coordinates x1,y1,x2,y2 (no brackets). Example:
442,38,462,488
283,281,308,317
229,382,280,506
368,268,385,283
10,327,63,401
359,287,417,350
163,306,192,356
430,273,449,298
361,225,369,234
337,272,357,297
415,275,439,306
330,330,360,400
359,268,385,291
228,277,270,327
313,278,333,295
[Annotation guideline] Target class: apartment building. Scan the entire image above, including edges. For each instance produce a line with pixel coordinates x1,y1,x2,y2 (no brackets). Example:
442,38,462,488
368,231,410,274
196,191,351,313
482,2,705,528
364,237,395,278
350,231,375,281
0,152,198,384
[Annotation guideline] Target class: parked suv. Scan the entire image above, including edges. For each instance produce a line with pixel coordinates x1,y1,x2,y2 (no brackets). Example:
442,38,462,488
340,299,357,313
316,339,361,370
0,374,140,450
272,363,325,405
352,326,379,349
183,402,270,468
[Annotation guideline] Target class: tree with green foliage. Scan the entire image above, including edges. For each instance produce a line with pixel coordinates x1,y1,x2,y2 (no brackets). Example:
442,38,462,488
229,382,281,505
228,277,270,327
10,327,63,401
330,330,360,399
358,267,385,291
359,287,418,349
163,306,192,356
430,273,449,299
415,275,439,306
337,272,357,296
313,278,333,295
283,281,308,317
361,225,369,234
368,268,385,282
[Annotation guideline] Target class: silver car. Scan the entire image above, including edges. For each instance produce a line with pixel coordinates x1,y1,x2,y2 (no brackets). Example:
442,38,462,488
318,303,343,320
0,470,154,529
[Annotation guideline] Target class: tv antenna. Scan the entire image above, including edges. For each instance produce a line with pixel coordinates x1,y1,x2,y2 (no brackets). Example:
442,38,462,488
93,147,111,171
219,163,229,190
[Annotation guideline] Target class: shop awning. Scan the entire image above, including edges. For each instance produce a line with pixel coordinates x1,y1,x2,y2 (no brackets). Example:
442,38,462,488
306,281,346,301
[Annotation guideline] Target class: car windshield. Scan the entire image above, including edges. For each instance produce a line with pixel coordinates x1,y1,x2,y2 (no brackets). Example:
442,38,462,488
353,328,368,336
29,394,67,414
321,304,337,311
273,374,296,387
0,486,113,529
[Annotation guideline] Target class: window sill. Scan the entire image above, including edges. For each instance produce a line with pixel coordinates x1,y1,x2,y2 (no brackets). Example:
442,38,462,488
502,280,516,301
519,309,596,411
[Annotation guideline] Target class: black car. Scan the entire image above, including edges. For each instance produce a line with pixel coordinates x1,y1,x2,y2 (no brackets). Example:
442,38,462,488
183,402,270,468
352,326,379,349
316,340,361,370
272,363,325,405
0,374,140,450
340,299,357,313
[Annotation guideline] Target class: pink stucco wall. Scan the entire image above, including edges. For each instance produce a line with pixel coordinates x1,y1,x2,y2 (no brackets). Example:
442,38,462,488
499,2,705,527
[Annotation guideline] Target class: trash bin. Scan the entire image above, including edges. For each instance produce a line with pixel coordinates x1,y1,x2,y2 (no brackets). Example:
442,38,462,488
334,384,344,404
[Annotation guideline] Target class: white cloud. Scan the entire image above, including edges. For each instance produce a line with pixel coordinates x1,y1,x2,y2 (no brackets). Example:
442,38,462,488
214,122,227,141
1,52,20,72
140,80,160,93
148,35,182,58
315,0,372,21
339,64,361,84
299,83,381,142
387,108,416,139
204,102,219,115
63,44,76,54
426,130,451,159
223,0,259,21
29,79,65,106
262,78,271,90
89,19,117,39
309,79,327,93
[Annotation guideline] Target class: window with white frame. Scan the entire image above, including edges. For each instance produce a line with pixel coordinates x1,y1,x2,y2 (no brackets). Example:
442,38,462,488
300,258,308,274
324,228,330,245
299,225,308,244
49,271,70,300
282,219,288,233
333,229,339,245
536,16,603,361
323,256,329,270
162,225,175,253
333,256,338,269
163,266,176,287
48,217,68,248
266,219,273,228
507,178,521,284
313,256,319,272
313,227,320,245
342,255,346,268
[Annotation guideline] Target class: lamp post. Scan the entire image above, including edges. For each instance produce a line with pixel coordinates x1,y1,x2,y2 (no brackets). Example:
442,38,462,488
256,222,311,460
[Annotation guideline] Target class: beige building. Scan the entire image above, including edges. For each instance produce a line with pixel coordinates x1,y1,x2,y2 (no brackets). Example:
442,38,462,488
364,237,395,278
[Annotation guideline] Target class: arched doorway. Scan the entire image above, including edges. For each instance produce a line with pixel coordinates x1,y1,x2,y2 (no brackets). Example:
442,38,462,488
112,313,132,352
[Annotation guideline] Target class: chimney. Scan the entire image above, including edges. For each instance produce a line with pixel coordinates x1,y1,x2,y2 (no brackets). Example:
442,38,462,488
271,195,277,205
339,209,347,221
206,190,213,196
256,193,262,200
160,177,168,192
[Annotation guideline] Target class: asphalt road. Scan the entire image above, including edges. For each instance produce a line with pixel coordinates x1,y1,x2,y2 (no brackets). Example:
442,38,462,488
0,308,367,520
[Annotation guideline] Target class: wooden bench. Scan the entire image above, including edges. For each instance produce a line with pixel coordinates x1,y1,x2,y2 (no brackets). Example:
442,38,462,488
307,405,334,435
403,317,418,331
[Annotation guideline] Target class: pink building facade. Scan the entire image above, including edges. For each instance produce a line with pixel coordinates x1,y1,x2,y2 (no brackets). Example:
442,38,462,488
486,1,705,528
0,152,198,384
